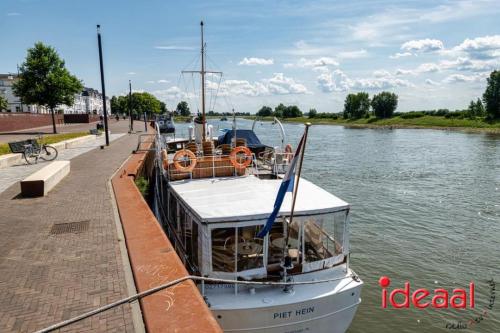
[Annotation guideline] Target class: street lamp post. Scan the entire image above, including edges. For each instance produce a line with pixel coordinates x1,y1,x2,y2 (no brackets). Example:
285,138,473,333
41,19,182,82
97,24,110,146
129,80,133,132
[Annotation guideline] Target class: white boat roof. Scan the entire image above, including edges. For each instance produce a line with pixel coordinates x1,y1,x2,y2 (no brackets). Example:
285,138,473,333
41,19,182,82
169,176,349,223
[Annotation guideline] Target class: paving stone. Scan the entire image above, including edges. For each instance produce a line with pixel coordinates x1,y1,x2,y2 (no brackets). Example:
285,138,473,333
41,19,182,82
0,129,143,332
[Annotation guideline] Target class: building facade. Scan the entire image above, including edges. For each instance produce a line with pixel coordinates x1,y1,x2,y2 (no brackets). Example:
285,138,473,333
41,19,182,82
0,74,110,115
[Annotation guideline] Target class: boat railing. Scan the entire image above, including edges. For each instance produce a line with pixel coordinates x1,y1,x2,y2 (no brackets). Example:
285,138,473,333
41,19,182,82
162,150,259,181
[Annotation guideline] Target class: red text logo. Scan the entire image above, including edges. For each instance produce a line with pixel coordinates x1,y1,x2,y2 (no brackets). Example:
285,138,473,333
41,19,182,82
379,276,475,309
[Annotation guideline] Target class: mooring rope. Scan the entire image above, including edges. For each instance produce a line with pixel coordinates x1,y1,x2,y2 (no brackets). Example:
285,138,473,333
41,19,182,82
34,273,358,333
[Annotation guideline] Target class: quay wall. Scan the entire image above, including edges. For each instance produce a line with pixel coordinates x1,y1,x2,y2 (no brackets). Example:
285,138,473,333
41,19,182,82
0,112,64,132
111,135,222,333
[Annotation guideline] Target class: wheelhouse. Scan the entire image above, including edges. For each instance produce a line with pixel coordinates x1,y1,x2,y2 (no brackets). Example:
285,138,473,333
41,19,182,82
165,175,351,281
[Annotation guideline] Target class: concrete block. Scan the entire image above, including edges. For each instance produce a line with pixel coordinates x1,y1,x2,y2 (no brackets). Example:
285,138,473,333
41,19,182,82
0,153,23,168
20,160,70,197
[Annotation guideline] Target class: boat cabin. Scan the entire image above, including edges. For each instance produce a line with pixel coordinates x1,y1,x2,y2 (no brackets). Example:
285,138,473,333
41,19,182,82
166,175,351,280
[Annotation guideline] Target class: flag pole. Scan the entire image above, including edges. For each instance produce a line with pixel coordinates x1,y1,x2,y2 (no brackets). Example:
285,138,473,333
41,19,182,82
284,123,311,254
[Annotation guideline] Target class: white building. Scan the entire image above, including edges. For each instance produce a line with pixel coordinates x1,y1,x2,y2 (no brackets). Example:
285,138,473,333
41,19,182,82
0,74,110,115
0,74,46,113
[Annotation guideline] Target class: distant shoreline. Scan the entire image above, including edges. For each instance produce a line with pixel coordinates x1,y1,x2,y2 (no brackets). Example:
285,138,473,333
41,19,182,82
172,115,500,134
240,116,500,134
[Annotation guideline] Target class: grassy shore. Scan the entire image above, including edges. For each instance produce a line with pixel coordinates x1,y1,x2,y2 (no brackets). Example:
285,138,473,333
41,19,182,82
0,132,89,156
243,116,500,133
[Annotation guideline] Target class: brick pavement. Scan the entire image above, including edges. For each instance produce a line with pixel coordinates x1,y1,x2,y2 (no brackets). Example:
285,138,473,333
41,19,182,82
0,132,143,332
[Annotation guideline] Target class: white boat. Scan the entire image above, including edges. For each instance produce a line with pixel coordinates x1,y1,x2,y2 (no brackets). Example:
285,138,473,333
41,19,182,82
153,21,363,333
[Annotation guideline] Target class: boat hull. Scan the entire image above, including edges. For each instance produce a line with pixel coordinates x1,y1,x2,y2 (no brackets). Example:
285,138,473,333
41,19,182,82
207,269,363,333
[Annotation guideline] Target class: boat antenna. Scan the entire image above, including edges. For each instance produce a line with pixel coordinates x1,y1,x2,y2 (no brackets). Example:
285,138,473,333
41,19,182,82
232,108,236,148
182,21,222,141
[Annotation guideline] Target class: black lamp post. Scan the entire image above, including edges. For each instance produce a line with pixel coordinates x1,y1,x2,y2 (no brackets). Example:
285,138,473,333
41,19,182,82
97,24,109,146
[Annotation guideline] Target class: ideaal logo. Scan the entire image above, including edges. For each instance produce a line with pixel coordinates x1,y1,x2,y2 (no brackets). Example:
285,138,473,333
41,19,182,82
379,276,474,309
379,276,496,330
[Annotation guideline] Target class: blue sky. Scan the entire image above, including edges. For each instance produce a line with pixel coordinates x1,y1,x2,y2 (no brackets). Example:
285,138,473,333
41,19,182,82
1,0,499,113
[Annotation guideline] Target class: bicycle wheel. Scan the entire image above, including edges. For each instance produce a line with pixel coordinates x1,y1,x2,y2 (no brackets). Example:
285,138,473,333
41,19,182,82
39,145,58,161
24,147,38,165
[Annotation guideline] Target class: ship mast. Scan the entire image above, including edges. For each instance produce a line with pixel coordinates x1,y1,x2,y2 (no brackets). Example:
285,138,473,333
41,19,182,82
200,21,206,140
182,21,221,141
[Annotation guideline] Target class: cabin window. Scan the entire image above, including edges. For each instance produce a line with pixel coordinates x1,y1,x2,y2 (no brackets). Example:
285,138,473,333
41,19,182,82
236,226,264,272
268,218,301,265
211,226,264,273
168,191,177,224
211,228,236,272
303,211,346,262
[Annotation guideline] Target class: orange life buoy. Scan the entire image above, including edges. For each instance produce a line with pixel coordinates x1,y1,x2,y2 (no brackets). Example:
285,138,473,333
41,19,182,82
229,146,253,169
161,149,168,170
284,144,293,162
173,149,197,173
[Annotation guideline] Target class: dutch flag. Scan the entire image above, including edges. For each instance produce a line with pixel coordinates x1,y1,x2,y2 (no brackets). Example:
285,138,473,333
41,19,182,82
257,132,306,238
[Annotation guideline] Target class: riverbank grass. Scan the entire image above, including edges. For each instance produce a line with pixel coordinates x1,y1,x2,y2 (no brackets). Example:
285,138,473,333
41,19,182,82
0,132,89,156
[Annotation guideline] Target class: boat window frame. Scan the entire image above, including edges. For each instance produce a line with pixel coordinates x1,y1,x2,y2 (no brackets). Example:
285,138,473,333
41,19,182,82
299,209,349,273
207,220,268,280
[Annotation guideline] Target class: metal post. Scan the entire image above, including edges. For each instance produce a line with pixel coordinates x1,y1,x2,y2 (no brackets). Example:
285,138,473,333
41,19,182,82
144,112,147,132
129,80,133,132
97,25,109,146
200,21,206,141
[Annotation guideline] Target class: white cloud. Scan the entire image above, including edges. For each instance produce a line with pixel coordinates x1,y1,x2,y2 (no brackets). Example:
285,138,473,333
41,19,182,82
317,69,412,92
284,57,339,68
452,35,500,59
146,81,155,84
401,39,444,52
205,73,309,97
152,86,196,101
425,79,440,86
157,79,169,83
265,73,310,95
317,70,352,92
338,49,368,59
390,52,413,59
6,12,21,16
238,57,274,66
442,73,484,84
127,72,136,75
154,45,195,51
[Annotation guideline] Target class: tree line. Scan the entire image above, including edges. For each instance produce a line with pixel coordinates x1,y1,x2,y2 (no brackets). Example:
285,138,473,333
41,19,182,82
256,70,500,122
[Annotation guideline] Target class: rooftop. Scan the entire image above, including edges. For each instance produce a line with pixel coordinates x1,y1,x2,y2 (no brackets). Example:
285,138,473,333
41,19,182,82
169,175,349,223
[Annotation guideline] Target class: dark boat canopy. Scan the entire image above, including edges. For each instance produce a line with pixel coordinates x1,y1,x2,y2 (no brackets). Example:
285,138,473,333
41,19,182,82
217,129,268,149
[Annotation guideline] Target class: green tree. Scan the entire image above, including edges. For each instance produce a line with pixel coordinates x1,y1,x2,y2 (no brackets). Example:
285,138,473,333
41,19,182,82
130,92,161,116
283,105,302,118
308,108,317,118
160,102,167,114
274,103,286,118
13,42,83,133
371,92,398,118
483,70,500,119
257,105,272,117
343,92,370,119
176,101,190,116
0,95,8,112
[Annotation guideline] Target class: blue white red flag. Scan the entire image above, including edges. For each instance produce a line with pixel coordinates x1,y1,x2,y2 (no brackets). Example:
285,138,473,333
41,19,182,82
257,132,305,238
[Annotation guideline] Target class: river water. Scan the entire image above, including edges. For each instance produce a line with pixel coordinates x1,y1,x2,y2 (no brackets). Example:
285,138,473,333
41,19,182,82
176,118,500,333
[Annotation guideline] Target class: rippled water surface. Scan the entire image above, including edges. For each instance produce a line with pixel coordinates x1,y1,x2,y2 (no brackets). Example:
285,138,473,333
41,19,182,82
176,119,500,333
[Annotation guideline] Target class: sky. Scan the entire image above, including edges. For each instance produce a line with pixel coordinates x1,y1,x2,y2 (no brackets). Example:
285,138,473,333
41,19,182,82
1,0,500,113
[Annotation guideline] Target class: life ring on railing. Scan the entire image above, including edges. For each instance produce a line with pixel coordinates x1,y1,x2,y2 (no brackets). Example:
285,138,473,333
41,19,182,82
161,149,168,170
173,149,197,173
229,146,253,169
284,144,293,162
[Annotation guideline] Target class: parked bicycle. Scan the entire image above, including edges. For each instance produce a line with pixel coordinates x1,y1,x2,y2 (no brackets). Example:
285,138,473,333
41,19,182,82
8,134,59,165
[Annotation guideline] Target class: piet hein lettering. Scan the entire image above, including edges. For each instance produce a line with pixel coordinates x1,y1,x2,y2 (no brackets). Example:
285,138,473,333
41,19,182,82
379,276,475,309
